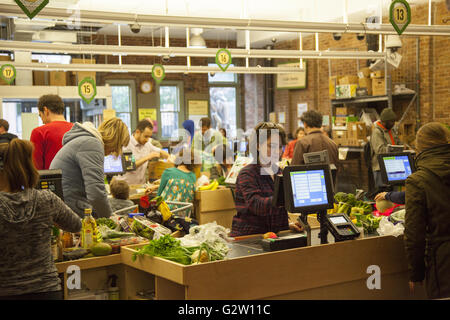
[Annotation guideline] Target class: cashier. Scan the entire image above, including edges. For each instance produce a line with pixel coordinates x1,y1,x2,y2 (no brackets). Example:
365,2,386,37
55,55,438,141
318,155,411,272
230,122,303,237
117,119,170,185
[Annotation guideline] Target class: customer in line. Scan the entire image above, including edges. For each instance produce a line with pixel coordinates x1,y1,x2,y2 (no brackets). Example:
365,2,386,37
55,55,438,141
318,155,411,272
0,139,81,300
117,119,170,185
0,119,18,144
282,126,305,160
230,122,303,237
108,178,135,213
30,94,73,170
210,144,234,180
291,110,338,167
369,108,401,189
50,117,130,218
404,122,450,299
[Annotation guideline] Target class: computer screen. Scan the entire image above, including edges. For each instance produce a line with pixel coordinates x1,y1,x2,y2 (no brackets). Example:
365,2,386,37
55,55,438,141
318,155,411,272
329,216,347,224
378,152,415,185
283,164,334,213
104,154,125,175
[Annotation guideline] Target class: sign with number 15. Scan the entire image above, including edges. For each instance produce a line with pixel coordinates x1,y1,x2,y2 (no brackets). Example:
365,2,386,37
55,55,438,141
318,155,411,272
78,77,97,105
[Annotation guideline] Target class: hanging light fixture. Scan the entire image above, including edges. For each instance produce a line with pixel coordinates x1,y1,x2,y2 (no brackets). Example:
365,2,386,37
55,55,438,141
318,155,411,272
189,28,206,48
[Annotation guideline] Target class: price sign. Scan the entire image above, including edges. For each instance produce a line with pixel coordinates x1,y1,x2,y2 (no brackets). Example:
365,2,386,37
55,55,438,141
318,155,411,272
0,64,16,84
216,49,232,72
78,77,97,105
14,0,49,19
390,0,411,35
152,64,165,84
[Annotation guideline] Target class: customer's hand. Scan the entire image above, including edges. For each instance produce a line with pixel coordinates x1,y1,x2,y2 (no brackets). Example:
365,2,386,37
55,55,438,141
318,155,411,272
374,192,387,201
289,221,304,233
147,151,161,161
144,185,158,195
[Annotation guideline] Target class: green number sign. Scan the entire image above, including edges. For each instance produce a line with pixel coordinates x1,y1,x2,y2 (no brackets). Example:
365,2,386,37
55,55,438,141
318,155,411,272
152,64,165,84
14,0,49,20
389,0,411,35
216,49,232,72
0,64,16,84
78,77,97,105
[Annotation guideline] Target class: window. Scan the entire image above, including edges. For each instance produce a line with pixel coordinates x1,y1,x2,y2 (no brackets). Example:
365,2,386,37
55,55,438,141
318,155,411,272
208,63,237,83
111,85,132,132
209,87,237,138
160,85,180,139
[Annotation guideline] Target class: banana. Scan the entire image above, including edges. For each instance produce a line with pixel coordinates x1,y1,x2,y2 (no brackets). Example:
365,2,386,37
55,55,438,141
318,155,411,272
210,180,219,191
198,180,218,191
158,200,172,222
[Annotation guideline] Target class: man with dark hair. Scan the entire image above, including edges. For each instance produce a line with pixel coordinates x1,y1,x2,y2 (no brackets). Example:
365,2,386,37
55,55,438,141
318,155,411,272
0,119,18,143
117,119,170,185
370,107,401,189
30,94,73,169
291,110,338,166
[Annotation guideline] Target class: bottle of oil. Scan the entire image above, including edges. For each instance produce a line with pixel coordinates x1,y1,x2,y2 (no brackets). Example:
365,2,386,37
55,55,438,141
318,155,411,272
81,208,101,249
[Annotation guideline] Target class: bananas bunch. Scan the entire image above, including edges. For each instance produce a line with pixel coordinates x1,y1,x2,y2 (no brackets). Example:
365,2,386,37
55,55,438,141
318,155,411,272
152,196,172,222
198,179,219,191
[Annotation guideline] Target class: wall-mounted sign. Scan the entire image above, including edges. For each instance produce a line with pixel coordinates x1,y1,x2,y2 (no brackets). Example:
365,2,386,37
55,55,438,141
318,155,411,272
216,49,232,72
188,100,209,115
0,64,16,84
138,108,157,121
14,0,49,20
276,61,307,90
78,77,97,105
152,64,165,84
389,0,411,35
278,112,286,124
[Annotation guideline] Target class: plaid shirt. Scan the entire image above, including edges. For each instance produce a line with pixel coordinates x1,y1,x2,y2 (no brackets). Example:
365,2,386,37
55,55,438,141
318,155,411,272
230,164,289,237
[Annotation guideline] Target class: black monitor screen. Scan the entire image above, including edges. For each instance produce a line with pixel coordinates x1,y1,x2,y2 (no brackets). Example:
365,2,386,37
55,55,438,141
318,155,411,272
283,164,334,213
378,152,415,185
104,155,124,175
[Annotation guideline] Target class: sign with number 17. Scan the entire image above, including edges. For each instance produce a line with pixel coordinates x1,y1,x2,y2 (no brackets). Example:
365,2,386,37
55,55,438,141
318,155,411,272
0,64,16,84
78,77,97,105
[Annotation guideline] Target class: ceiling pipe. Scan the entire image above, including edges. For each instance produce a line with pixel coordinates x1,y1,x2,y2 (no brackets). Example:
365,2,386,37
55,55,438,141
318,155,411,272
0,40,386,60
0,4,449,36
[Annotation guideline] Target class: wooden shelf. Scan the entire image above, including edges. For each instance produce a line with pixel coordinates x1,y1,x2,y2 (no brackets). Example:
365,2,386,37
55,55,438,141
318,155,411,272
55,254,122,273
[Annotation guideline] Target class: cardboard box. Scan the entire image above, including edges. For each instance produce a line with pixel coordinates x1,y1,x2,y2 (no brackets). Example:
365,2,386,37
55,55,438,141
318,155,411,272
335,106,356,116
358,67,371,79
33,71,47,85
194,188,236,229
148,160,175,180
49,71,69,86
72,58,96,85
358,78,372,95
338,75,359,85
372,78,386,96
329,76,338,99
336,84,357,99
370,70,385,79
348,122,368,141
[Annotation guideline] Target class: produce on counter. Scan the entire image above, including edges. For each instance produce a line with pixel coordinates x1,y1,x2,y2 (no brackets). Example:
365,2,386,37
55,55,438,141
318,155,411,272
389,209,406,224
353,213,382,234
131,215,172,240
62,248,90,261
217,176,226,186
375,199,395,214
333,192,373,218
96,217,118,230
91,242,113,256
198,180,219,191
98,224,135,240
263,232,278,239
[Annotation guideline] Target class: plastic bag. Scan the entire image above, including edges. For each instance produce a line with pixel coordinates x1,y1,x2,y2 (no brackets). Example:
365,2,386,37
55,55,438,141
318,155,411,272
179,221,231,248
196,175,210,188
376,216,404,237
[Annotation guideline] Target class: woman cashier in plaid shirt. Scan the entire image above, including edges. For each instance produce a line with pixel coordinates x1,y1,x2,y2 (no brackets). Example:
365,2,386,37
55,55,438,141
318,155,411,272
230,122,303,237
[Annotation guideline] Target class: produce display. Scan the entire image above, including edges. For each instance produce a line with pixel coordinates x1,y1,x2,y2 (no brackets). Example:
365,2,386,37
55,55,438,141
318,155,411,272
96,218,118,230
131,215,172,240
197,179,219,191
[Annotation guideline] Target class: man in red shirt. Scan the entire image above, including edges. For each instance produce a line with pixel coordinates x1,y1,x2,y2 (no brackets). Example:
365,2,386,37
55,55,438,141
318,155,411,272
30,94,73,170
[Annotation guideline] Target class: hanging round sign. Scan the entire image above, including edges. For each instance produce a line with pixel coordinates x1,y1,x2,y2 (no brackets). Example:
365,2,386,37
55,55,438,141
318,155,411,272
152,64,165,84
0,64,16,85
216,49,232,72
14,0,49,20
389,0,411,35
78,77,97,105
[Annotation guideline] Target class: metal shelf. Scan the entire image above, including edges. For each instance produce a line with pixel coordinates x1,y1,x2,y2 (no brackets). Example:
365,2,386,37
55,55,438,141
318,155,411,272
331,95,389,105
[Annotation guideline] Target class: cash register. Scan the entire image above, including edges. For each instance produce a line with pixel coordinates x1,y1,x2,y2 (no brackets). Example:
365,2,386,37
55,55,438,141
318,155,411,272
378,152,415,186
37,169,64,200
104,154,126,184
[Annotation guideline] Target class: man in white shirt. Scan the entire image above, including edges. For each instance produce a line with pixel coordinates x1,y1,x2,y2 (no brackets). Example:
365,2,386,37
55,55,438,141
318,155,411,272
118,119,169,185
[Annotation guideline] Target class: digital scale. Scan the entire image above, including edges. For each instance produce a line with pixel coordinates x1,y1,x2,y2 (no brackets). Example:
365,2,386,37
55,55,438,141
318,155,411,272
261,233,308,252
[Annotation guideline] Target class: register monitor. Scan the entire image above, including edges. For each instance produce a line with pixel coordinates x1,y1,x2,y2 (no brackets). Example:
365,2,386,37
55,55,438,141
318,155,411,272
104,154,125,176
37,169,64,201
283,164,334,214
378,152,415,185
123,151,136,172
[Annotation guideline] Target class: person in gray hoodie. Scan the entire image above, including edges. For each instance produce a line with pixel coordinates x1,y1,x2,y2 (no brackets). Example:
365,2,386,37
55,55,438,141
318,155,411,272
0,139,82,300
50,117,130,219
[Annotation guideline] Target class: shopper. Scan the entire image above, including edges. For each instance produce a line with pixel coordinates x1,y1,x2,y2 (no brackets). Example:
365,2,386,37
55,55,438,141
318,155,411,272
108,178,135,213
219,128,228,145
404,122,450,299
230,122,303,237
182,119,195,146
50,117,130,218
282,126,305,160
117,119,169,185
0,139,81,300
30,94,73,170
291,110,338,167
369,108,401,189
0,119,18,144
157,148,197,216
210,144,234,180
192,117,222,172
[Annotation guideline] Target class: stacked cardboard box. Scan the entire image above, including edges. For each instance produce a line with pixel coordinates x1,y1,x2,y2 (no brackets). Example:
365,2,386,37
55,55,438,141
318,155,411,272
357,67,372,96
72,58,96,85
370,70,386,96
347,121,368,146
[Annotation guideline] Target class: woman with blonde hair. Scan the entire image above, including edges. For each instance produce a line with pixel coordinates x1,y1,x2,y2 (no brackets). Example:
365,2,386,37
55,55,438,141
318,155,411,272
404,122,450,299
0,139,81,299
50,117,130,218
